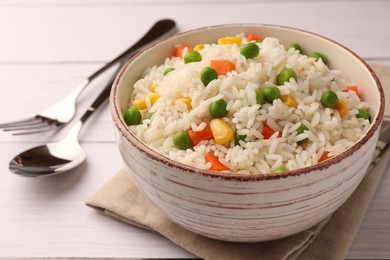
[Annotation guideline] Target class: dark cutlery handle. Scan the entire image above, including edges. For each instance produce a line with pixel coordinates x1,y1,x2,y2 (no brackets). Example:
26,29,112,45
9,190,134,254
80,71,117,123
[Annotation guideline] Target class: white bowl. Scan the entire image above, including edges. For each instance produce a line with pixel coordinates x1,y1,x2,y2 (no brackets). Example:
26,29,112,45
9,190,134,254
110,24,384,242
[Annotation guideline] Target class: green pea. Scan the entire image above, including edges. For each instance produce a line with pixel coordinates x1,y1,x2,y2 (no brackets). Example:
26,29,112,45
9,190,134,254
321,90,339,108
263,86,281,103
234,134,247,146
309,52,328,64
173,130,192,150
184,50,202,64
296,124,309,135
240,42,260,59
123,107,141,126
210,99,228,118
288,43,302,53
296,123,309,144
356,109,371,121
163,67,175,76
276,68,297,85
255,88,265,105
273,167,287,173
200,67,218,86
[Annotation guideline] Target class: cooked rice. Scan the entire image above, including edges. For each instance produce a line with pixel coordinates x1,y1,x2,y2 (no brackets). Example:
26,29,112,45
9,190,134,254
126,34,374,174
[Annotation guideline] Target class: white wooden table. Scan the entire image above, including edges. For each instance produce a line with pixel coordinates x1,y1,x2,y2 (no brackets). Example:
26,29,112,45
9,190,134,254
0,1,389,259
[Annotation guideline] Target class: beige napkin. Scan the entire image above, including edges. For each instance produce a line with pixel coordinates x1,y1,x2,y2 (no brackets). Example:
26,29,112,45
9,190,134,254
86,64,390,260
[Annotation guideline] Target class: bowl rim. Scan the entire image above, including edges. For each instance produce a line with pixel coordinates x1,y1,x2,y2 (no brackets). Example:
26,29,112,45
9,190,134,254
110,23,385,181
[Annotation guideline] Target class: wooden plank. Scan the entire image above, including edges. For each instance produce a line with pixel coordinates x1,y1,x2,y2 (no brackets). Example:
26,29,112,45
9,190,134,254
0,0,381,5
0,1,389,62
347,166,390,259
0,63,117,143
0,143,195,259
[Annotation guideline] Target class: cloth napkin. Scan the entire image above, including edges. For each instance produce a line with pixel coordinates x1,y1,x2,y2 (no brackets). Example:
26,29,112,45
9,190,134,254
86,64,390,260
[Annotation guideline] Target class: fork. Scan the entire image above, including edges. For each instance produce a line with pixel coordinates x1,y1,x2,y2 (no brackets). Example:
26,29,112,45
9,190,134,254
0,19,176,135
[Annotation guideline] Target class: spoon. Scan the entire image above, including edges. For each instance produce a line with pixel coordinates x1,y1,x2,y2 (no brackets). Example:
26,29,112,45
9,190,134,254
9,74,116,177
9,19,177,177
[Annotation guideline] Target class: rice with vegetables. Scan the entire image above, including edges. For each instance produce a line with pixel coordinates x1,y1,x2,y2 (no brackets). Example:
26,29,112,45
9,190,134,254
123,33,373,174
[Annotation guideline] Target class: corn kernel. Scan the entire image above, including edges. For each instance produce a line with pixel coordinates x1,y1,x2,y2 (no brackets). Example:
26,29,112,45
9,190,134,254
334,99,348,117
210,119,234,145
218,37,242,45
175,97,192,110
147,93,160,104
193,44,204,51
280,94,298,107
132,98,146,110
132,93,160,110
150,83,158,92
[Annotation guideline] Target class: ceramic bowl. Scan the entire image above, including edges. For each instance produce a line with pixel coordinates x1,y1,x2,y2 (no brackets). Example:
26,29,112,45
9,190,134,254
110,24,384,242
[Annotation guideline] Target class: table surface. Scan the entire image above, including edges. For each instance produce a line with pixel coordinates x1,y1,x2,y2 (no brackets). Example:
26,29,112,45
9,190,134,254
1,0,389,259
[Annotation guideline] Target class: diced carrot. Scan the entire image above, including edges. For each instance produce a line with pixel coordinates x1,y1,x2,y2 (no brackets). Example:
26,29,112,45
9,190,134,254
319,151,330,162
247,34,263,42
261,124,281,139
343,85,359,96
188,125,214,145
210,60,236,76
175,44,192,58
205,153,230,171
